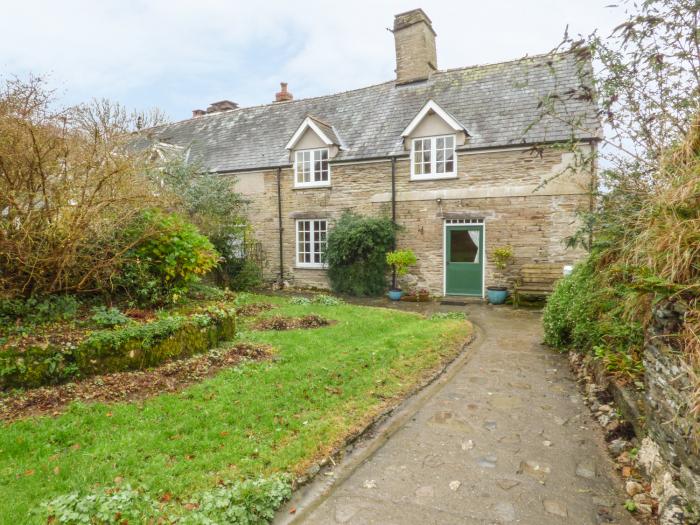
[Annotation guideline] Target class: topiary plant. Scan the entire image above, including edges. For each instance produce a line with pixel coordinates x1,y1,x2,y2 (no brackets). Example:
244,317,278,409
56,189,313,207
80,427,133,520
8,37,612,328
386,249,417,291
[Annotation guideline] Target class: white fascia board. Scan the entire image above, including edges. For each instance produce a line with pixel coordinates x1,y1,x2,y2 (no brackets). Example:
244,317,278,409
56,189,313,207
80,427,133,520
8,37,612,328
285,117,335,150
401,99,468,137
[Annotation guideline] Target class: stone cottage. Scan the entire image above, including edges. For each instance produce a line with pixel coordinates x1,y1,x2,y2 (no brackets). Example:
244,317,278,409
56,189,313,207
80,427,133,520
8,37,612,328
147,8,599,297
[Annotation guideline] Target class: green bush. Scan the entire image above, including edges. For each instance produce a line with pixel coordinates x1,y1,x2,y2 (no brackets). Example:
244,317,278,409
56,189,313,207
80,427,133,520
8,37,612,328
326,213,396,296
117,211,220,305
90,306,130,328
0,295,79,326
543,256,644,378
227,259,263,291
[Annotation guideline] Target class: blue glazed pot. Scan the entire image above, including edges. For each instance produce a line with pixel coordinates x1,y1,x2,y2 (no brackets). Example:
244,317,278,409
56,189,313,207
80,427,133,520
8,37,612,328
486,287,508,305
387,289,404,301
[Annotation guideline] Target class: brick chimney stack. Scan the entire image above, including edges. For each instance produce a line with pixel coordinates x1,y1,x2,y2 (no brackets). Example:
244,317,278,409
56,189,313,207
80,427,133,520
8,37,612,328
393,9,437,85
192,109,206,118
275,82,293,102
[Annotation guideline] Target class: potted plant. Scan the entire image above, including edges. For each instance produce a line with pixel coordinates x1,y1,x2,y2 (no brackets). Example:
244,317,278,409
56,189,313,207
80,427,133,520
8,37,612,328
401,287,430,302
486,245,513,305
386,249,417,300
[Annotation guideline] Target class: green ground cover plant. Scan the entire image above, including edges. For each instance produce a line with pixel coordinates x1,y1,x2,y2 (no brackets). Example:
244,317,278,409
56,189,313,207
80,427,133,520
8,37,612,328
0,295,470,523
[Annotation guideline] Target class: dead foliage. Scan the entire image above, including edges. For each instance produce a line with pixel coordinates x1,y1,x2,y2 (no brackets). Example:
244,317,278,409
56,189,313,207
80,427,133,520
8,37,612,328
253,315,331,331
235,302,274,317
0,342,271,423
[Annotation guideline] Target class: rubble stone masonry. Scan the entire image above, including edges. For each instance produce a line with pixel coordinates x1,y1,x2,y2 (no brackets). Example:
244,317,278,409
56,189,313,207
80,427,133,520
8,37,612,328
233,145,593,295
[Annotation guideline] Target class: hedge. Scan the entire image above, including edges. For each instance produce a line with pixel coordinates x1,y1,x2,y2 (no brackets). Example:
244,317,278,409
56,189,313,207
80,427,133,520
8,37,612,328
0,306,236,390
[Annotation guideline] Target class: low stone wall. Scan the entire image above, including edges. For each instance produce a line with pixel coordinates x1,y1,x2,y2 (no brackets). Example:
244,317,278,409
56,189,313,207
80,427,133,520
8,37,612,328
0,308,237,390
643,300,700,520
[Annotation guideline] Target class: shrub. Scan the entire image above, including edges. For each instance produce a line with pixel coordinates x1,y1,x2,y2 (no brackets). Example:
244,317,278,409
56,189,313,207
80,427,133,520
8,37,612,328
326,213,396,296
0,77,167,297
386,249,417,290
90,306,130,328
0,295,80,327
227,259,263,291
117,211,220,305
543,257,645,380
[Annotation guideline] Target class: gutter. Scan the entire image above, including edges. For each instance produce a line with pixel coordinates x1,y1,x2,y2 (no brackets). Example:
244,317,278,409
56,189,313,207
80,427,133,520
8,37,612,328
276,167,284,285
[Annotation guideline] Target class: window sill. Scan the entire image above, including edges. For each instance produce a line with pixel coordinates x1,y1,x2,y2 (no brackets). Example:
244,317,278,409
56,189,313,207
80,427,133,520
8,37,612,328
410,174,458,182
293,183,331,190
294,265,327,270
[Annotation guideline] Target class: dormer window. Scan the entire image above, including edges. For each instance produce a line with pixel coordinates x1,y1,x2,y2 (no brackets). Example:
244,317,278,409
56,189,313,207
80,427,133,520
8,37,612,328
295,148,330,187
411,135,456,180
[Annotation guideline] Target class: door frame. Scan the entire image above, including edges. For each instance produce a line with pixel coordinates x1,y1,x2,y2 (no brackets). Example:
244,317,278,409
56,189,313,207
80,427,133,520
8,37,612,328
442,218,485,297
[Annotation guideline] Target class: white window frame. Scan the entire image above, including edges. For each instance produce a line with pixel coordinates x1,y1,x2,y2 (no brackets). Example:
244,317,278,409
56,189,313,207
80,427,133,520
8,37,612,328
294,148,331,188
295,219,328,268
410,134,458,181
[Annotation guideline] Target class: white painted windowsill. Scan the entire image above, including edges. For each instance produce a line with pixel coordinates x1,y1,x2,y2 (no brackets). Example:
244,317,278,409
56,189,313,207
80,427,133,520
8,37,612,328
293,183,331,190
409,173,458,182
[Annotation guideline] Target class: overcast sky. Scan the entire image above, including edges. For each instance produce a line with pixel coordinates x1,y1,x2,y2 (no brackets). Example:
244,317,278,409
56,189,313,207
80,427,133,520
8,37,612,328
1,1,624,121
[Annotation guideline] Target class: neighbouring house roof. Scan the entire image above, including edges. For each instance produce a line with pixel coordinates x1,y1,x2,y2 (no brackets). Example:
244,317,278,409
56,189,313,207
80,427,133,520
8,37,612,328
138,52,600,173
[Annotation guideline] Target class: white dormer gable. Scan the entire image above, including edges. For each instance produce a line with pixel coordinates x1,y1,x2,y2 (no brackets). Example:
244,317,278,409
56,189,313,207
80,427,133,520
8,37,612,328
285,116,341,152
401,100,468,146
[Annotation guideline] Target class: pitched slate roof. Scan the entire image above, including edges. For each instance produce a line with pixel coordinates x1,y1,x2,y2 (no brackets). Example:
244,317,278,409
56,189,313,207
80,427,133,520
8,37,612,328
140,52,599,173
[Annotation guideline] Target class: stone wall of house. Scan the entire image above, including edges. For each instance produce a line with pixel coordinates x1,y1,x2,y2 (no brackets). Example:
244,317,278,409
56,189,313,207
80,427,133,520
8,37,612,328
234,145,592,295
641,299,700,518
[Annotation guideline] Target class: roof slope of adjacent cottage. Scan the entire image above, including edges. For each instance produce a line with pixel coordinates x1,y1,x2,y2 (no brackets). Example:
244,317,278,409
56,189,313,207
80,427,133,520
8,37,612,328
140,52,600,173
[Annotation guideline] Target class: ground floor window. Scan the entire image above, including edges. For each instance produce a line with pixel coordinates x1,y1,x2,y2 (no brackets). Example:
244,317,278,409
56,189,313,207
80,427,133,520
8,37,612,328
296,219,327,267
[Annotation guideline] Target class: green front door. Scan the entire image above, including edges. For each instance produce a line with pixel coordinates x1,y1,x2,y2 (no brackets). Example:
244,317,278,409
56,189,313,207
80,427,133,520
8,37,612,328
445,225,483,296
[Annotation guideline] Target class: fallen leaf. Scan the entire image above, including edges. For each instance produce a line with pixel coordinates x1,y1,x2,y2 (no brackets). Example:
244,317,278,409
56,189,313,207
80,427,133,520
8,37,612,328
289,507,297,514
114,476,124,484
160,493,172,503
53,466,60,475
24,469,35,476
184,502,199,511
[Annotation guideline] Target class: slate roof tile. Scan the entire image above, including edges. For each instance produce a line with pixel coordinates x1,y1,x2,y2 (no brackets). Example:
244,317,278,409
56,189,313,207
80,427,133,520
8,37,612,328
140,52,599,173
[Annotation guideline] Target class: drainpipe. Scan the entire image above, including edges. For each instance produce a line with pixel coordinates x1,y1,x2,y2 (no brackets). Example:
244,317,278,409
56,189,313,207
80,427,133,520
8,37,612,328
276,167,284,285
390,156,397,289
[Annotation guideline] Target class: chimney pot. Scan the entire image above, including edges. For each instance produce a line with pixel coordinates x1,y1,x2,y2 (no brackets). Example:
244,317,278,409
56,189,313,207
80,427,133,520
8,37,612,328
192,109,206,118
275,82,294,102
393,8,437,85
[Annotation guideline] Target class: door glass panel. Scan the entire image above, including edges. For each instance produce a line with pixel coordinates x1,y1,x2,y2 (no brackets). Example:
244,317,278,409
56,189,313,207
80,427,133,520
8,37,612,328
450,230,479,263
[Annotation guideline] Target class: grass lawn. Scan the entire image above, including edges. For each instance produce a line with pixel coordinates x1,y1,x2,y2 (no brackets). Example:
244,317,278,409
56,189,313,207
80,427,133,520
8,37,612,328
0,294,471,523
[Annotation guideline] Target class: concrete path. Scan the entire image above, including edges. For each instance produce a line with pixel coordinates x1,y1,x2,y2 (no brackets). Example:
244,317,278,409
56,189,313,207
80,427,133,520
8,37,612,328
291,303,634,525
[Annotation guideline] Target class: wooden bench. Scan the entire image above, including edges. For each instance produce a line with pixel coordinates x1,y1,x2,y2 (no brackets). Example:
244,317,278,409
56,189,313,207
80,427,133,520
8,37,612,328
513,263,565,302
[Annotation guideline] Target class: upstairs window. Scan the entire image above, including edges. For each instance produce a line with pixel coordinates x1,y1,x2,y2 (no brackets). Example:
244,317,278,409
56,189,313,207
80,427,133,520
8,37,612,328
411,135,456,180
295,148,330,187
296,219,327,267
